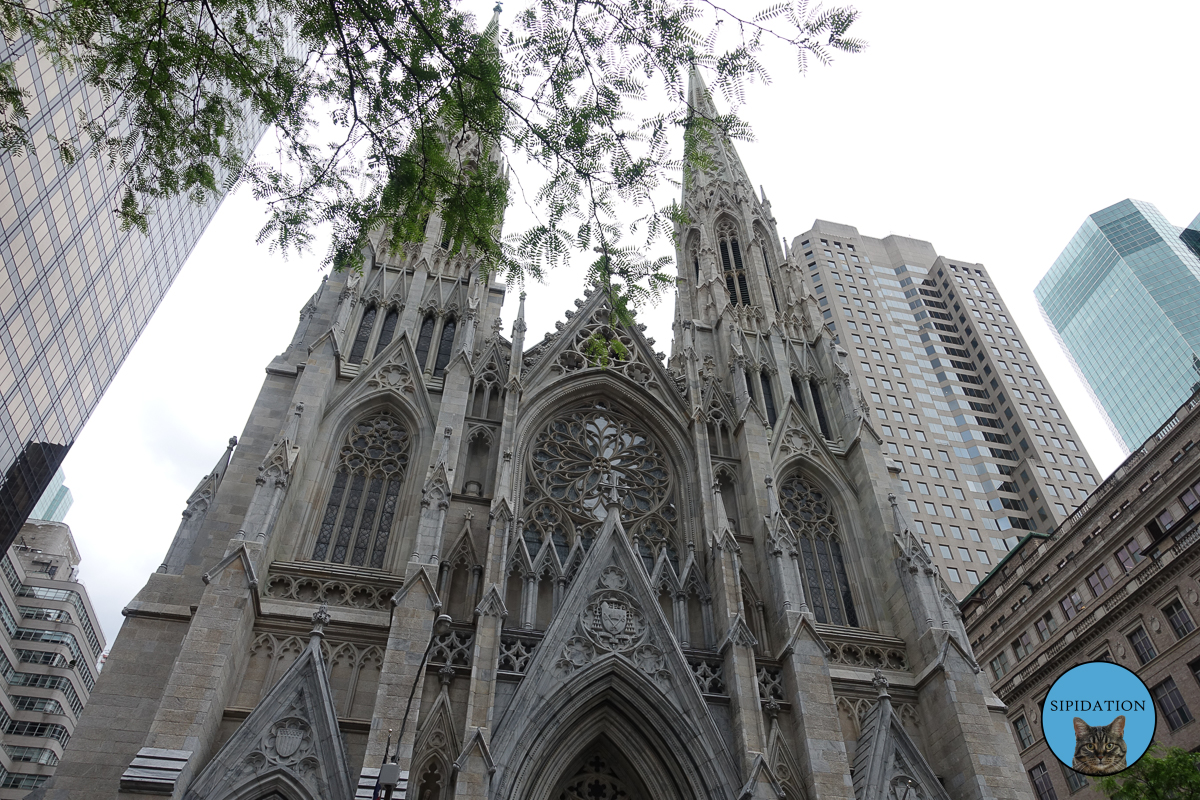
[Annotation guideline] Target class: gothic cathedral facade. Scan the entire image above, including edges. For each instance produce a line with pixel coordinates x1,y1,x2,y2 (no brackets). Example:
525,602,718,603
32,73,1033,800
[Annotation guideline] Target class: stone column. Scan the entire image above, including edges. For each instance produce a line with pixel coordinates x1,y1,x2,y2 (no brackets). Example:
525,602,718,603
363,564,444,767
777,619,854,800
129,538,267,798
453,590,506,800
709,527,767,775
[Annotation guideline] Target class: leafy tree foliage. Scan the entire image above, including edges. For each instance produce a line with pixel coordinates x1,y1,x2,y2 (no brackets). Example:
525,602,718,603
1097,745,1200,800
1,0,862,313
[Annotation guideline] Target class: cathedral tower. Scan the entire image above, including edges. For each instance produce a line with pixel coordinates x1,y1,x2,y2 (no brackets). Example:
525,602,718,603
31,70,1032,800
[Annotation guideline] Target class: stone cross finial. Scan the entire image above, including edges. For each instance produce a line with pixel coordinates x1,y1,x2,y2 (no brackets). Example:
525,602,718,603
309,603,331,648
872,668,891,700
603,475,621,515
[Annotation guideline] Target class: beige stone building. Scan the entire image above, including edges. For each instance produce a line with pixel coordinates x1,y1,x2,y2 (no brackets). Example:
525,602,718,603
0,521,104,795
800,223,1103,601
962,390,1200,800
29,69,1031,800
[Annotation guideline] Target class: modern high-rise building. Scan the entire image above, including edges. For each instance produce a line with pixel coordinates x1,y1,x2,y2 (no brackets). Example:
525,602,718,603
0,520,104,796
800,222,1102,598
0,36,266,551
33,69,1033,800
27,470,70,525
1036,199,1200,453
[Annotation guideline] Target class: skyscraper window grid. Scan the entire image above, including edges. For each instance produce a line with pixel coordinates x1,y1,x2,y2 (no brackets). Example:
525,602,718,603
801,220,1100,598
1037,199,1200,453
0,34,269,549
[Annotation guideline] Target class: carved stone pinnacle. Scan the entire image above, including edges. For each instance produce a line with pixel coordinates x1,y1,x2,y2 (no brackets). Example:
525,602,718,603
310,603,332,644
872,668,890,698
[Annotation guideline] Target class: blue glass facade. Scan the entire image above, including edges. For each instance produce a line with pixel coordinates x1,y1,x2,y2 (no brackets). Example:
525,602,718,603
1036,200,1200,452
28,467,71,523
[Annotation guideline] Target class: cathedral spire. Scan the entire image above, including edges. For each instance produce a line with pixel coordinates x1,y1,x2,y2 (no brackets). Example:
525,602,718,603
682,66,757,201
676,66,787,333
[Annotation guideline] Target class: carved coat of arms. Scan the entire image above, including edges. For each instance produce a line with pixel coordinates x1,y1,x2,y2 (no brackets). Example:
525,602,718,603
600,600,628,635
584,586,645,653
269,719,308,761
554,567,670,688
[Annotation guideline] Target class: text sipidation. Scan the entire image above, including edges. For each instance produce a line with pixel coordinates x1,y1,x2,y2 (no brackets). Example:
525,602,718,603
1048,700,1146,712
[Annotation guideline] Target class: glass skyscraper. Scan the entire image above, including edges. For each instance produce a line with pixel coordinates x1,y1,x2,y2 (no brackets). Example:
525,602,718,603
27,468,71,524
1036,199,1200,453
0,37,265,550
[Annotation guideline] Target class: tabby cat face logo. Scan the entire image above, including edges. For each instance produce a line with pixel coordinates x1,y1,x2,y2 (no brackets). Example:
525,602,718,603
1042,662,1155,776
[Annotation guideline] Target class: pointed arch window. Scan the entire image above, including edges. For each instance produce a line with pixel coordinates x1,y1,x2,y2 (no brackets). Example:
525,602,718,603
373,307,400,357
791,374,805,409
415,759,446,800
717,219,751,306
762,245,781,311
312,413,411,568
432,316,457,377
348,305,377,364
707,408,732,458
779,475,859,627
761,371,777,426
470,360,505,420
810,379,832,440
415,314,436,368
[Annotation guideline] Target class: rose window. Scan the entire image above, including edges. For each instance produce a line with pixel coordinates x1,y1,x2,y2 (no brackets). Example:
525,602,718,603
523,401,679,568
779,475,859,627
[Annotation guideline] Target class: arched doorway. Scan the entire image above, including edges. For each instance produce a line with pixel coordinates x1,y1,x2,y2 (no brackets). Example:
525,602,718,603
550,738,651,800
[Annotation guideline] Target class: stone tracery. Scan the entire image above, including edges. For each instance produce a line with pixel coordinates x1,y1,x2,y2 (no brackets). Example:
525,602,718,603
522,401,680,567
551,745,646,800
311,413,411,568
778,474,859,627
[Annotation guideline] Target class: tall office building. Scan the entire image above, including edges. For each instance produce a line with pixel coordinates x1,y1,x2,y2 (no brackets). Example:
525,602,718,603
0,36,266,550
0,520,104,796
1036,199,1200,453
801,222,1102,597
27,470,70,525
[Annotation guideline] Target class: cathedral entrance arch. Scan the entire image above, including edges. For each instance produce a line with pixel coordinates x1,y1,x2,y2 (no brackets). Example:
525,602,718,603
548,738,653,800
492,652,739,800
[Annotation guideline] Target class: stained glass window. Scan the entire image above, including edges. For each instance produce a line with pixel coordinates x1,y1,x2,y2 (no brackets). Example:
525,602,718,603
348,305,376,364
522,401,679,569
779,475,859,627
415,315,436,368
373,307,400,357
433,317,457,377
312,413,411,567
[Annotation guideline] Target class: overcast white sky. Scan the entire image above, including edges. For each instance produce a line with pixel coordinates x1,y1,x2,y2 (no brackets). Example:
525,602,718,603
58,0,1200,645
